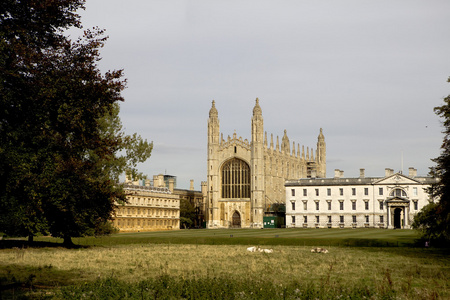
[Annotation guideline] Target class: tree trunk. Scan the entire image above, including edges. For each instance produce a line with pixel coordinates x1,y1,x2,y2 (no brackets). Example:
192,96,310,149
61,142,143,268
28,235,34,243
63,234,74,248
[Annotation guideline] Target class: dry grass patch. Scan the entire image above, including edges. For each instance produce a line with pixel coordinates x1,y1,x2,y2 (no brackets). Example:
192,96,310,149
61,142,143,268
1,244,449,299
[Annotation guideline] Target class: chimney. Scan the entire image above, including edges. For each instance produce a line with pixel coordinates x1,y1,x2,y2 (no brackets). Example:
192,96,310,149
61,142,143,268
145,179,151,187
201,181,207,196
408,167,417,178
311,170,317,178
360,168,365,178
168,178,174,192
334,169,343,179
190,179,195,191
385,168,394,177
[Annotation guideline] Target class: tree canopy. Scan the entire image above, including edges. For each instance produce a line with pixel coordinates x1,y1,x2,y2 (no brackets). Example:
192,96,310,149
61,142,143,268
0,0,152,245
413,76,450,244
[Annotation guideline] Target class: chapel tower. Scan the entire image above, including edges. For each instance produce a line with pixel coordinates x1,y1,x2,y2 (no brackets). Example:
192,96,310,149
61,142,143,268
206,98,326,228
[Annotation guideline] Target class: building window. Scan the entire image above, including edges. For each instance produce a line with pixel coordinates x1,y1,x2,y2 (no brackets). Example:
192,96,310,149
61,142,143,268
303,216,307,223
221,158,250,199
328,215,332,223
291,201,296,211
303,201,307,210
413,187,418,196
352,188,356,196
414,201,418,210
379,201,384,210
339,188,344,196
352,215,357,223
291,189,295,196
365,215,369,223
364,188,369,196
327,188,331,196
379,187,383,195
315,189,319,196
380,215,384,223
340,215,344,223
390,188,407,197
303,189,307,196
291,216,295,224
365,201,369,210
316,216,319,223
315,201,319,210
327,201,331,210
339,201,344,210
352,201,356,210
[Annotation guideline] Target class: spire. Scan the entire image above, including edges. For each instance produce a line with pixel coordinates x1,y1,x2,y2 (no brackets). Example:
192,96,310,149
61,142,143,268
209,100,218,118
264,131,268,148
318,128,325,141
292,142,295,156
311,148,314,161
302,145,305,160
297,144,300,157
270,133,274,150
253,97,262,116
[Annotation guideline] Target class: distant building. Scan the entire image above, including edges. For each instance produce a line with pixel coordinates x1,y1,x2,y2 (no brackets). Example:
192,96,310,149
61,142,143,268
207,98,326,228
113,177,180,232
285,168,437,229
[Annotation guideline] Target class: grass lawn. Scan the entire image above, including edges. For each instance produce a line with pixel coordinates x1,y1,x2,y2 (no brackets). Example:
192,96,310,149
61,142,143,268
1,229,448,299
24,228,424,247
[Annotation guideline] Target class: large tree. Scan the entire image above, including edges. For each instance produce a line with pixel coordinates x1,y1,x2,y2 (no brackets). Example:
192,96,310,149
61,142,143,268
413,77,450,244
0,1,152,245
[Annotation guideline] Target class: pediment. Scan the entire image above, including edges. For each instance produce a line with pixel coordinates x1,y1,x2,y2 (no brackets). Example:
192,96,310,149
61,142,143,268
374,173,420,185
386,197,410,204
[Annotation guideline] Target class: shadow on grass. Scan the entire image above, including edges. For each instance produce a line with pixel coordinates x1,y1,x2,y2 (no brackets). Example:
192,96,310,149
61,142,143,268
0,262,93,298
0,239,86,249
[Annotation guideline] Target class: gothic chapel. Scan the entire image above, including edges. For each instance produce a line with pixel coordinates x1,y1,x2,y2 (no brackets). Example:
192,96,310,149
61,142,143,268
207,98,326,228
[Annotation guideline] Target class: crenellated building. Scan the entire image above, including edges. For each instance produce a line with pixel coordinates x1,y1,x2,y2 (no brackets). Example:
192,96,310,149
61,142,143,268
207,98,326,228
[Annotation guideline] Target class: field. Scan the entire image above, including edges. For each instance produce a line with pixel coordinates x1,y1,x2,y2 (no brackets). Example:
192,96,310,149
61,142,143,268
1,229,449,299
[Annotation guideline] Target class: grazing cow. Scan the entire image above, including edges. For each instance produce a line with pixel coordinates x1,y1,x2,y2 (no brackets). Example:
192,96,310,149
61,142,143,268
311,247,329,253
247,246,273,253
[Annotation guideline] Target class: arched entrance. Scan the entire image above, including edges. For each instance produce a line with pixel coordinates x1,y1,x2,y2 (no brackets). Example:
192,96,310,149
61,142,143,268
232,211,241,228
394,208,402,229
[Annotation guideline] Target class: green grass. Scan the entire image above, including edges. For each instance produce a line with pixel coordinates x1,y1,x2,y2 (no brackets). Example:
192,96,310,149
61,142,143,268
23,228,423,247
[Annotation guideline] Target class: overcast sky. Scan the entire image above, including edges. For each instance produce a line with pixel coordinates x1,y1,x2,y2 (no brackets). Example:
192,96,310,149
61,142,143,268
71,1,450,189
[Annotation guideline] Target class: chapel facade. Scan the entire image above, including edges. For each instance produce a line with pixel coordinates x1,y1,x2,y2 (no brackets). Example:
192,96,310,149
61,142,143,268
207,98,326,228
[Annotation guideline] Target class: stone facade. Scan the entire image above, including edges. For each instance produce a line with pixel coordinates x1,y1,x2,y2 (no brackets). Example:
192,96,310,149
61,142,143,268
113,181,180,232
207,98,326,228
285,168,438,229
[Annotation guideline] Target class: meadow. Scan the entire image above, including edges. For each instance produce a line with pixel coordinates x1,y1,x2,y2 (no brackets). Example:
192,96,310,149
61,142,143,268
1,229,449,299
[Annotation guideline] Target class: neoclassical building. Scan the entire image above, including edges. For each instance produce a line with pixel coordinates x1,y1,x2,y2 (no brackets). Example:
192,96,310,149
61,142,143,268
285,168,438,229
113,176,180,232
207,98,326,228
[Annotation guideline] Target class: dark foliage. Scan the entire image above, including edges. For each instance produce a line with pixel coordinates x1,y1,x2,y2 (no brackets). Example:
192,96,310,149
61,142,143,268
0,1,151,246
413,77,450,244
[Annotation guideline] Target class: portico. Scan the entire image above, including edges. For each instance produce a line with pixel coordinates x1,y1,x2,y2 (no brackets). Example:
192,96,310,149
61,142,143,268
386,198,410,229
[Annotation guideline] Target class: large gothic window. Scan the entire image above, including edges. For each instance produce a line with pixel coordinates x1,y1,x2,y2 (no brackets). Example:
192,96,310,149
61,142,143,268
221,158,250,199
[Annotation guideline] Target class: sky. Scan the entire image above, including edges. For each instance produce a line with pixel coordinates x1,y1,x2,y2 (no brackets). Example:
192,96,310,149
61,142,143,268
70,0,450,189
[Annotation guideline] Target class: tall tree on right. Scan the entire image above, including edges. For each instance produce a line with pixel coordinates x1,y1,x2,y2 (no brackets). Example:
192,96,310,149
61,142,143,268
413,77,450,243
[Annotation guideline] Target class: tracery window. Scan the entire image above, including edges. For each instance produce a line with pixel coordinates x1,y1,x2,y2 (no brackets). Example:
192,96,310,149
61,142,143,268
221,158,250,198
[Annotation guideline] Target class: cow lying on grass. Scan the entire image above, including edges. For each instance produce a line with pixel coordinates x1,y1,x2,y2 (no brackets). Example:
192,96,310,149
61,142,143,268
247,246,273,253
310,247,329,253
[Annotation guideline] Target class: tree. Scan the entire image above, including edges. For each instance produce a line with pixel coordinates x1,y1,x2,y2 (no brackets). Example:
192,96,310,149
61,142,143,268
0,1,152,246
179,199,196,229
413,76,450,244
